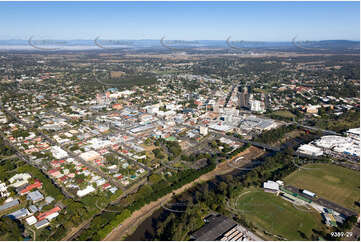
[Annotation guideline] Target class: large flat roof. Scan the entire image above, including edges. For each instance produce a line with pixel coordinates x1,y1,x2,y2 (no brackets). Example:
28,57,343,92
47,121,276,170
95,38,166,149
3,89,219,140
192,214,237,241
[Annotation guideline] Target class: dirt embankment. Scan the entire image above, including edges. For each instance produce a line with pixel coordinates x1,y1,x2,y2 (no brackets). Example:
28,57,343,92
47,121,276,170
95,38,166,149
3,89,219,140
104,146,264,241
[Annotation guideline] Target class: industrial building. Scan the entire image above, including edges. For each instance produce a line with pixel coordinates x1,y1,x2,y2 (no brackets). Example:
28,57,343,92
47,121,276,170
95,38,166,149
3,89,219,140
297,144,324,157
239,116,277,131
191,214,237,241
191,214,261,241
209,124,233,133
313,135,359,158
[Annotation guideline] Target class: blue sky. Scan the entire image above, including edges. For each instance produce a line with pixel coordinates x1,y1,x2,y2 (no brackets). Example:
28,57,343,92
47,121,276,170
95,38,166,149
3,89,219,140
0,1,359,41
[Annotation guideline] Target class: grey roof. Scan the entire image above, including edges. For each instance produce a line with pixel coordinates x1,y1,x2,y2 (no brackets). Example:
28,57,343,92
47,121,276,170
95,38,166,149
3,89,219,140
45,196,55,204
0,199,19,212
29,205,39,213
15,184,28,193
27,190,44,202
8,208,29,219
192,215,237,241
34,219,49,229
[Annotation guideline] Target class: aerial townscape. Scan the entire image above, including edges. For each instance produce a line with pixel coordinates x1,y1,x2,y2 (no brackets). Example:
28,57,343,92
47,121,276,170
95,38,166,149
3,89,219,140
0,1,359,242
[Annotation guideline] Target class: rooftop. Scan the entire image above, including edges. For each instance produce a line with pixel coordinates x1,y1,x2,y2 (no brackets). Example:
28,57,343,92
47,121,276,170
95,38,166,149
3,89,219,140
192,214,237,241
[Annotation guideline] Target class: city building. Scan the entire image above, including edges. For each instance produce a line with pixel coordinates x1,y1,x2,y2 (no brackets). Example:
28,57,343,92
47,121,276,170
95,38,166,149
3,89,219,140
199,126,208,136
50,146,68,159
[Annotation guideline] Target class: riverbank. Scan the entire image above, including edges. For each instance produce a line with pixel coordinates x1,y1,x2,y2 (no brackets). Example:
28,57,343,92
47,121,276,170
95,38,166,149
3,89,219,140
104,146,264,241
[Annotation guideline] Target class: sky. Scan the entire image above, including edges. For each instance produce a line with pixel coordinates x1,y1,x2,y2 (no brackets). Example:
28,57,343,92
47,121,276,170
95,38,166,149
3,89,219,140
0,1,359,41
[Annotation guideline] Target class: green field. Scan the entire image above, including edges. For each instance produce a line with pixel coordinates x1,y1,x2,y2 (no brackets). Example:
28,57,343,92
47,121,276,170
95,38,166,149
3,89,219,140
284,163,360,212
270,110,296,119
234,189,327,240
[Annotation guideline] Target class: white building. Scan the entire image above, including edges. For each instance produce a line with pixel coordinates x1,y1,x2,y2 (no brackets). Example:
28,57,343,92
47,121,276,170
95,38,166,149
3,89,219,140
50,146,68,159
79,150,101,162
263,180,279,191
77,185,96,197
297,144,324,156
26,216,37,225
250,100,265,113
346,128,360,141
9,173,32,188
199,126,208,136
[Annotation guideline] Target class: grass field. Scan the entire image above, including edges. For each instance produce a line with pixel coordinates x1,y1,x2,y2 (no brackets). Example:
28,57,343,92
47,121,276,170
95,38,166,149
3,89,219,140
234,189,327,240
284,163,360,212
270,110,296,119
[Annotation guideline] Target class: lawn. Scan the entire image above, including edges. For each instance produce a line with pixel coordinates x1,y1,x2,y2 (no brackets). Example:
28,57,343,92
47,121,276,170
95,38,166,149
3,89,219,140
284,163,360,212
234,189,327,240
270,110,296,119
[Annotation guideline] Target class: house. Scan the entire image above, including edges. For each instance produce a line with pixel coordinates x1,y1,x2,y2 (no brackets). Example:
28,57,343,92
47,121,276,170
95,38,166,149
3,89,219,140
9,173,31,188
19,180,42,195
29,205,39,214
0,199,19,212
37,206,61,221
8,208,30,220
26,216,37,225
306,105,320,114
45,196,55,205
27,190,44,203
34,219,49,229
48,169,62,178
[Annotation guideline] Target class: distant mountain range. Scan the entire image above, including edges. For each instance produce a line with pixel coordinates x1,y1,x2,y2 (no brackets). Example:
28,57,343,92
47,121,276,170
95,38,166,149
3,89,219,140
0,39,358,51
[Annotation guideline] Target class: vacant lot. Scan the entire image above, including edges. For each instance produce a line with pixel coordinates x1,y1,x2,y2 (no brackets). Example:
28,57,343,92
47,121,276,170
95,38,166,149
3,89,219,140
270,110,296,119
234,189,327,240
284,163,360,212
110,71,125,78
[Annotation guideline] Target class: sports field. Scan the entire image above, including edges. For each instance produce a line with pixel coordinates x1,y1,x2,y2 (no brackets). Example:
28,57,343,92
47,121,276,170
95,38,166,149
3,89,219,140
233,189,327,240
284,163,360,212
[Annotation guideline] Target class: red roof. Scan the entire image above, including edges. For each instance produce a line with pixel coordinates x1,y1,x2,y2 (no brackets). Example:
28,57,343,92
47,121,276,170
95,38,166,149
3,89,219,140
59,176,67,182
102,183,111,189
20,180,42,195
48,169,58,174
37,206,61,221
